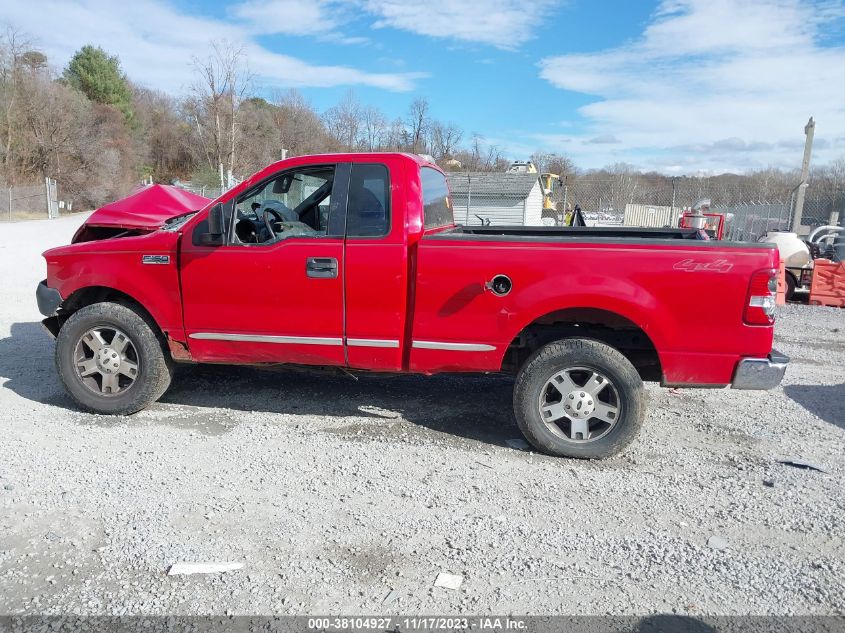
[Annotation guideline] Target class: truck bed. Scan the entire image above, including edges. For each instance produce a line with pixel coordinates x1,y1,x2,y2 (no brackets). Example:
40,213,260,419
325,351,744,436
413,222,779,382
429,225,770,246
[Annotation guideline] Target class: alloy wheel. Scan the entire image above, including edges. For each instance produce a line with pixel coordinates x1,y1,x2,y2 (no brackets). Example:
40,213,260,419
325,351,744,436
537,366,621,442
73,326,140,396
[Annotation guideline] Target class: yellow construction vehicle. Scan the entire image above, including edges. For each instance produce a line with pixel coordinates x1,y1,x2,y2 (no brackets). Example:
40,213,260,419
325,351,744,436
540,172,560,212
508,161,567,224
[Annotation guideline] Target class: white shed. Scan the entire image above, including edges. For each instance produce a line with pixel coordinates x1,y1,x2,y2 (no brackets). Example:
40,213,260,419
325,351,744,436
447,173,544,226
624,203,681,228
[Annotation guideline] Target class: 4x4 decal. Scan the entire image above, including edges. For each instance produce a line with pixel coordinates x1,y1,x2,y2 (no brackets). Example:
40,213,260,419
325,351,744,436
673,258,733,273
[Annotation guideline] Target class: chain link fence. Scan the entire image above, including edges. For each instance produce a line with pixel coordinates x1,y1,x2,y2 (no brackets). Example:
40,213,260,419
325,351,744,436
800,186,845,228
712,188,839,241
716,201,790,242
174,183,227,199
560,178,661,225
173,176,243,201
0,179,61,222
556,176,842,239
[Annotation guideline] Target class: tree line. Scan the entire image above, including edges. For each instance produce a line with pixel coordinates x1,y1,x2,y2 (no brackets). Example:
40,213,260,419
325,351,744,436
0,27,842,214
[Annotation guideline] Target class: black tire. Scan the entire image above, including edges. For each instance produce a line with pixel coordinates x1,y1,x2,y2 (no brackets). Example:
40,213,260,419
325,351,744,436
785,272,797,302
55,302,174,415
513,338,645,459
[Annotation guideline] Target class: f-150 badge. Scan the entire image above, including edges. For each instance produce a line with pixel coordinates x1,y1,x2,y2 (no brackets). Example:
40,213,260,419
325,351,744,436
142,255,170,265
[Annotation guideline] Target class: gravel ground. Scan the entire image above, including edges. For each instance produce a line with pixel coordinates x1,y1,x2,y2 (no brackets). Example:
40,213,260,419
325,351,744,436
0,214,843,617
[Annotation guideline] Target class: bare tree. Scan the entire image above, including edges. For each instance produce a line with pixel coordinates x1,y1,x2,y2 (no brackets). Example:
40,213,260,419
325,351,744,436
132,86,195,182
0,26,35,180
429,121,462,160
273,89,328,156
188,40,251,188
323,89,363,151
530,152,576,178
360,105,386,151
605,162,639,212
235,96,279,175
407,97,429,153
14,66,132,205
467,133,485,170
382,117,408,151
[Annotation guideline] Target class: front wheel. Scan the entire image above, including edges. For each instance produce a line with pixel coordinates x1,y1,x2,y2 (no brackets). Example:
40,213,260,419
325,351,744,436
55,302,174,415
513,338,645,459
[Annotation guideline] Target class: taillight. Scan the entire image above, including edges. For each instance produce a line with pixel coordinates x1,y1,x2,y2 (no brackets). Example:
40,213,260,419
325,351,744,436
744,268,777,325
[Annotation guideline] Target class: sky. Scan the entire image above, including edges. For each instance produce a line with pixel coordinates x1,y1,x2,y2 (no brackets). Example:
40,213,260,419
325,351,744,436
2,0,845,174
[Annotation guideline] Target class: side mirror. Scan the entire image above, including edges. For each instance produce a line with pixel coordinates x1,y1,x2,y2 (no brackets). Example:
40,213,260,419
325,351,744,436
208,203,224,234
198,203,225,246
272,175,292,194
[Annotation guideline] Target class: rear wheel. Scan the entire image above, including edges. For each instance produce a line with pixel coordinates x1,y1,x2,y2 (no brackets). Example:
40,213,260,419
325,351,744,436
55,302,173,415
513,338,645,459
785,271,797,302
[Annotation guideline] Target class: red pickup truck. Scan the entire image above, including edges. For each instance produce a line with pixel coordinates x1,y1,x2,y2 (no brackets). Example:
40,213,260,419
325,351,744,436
37,153,788,458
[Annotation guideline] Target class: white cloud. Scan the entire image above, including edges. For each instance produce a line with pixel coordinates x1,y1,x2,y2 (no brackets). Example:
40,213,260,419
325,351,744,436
587,134,621,145
538,0,845,172
230,0,371,44
232,0,343,36
231,0,563,49
364,0,562,48
0,0,423,93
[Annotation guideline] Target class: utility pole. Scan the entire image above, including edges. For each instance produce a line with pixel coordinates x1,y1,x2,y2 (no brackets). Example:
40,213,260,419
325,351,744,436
791,116,815,233
562,176,568,215
465,175,472,225
670,177,677,221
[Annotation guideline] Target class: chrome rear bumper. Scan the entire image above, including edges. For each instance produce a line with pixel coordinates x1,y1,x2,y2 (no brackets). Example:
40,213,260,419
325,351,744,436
731,350,789,390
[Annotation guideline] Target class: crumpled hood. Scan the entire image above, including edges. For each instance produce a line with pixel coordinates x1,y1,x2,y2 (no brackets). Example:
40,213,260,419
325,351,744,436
83,184,211,230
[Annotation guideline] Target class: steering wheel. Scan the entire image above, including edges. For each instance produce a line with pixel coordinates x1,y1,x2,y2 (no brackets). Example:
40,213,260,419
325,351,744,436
262,207,285,240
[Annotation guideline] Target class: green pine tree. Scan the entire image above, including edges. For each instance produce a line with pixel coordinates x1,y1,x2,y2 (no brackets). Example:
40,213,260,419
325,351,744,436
63,45,133,122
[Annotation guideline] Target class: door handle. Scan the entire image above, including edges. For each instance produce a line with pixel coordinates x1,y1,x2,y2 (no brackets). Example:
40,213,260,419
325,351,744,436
306,257,338,279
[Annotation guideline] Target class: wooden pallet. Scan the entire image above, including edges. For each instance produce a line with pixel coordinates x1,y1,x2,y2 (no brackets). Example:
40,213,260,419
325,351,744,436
809,259,845,308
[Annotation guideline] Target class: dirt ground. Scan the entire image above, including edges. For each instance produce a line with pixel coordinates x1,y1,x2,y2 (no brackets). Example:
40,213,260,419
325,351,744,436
0,214,843,617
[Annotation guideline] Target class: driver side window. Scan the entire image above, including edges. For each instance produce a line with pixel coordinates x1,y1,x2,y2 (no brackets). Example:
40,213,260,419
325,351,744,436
232,165,335,245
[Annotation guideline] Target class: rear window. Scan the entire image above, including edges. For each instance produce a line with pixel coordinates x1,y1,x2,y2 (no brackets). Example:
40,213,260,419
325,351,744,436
347,163,390,237
421,167,452,229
